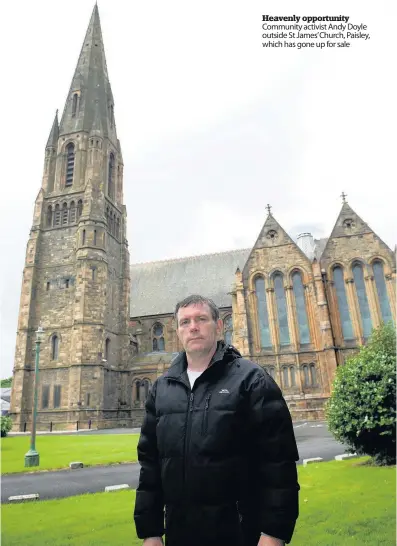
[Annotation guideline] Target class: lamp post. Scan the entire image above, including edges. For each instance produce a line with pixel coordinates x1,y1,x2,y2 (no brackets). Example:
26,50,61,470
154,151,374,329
24,326,44,467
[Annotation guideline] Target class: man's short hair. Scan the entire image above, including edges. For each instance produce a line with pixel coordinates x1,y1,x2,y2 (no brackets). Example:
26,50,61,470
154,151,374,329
174,295,220,323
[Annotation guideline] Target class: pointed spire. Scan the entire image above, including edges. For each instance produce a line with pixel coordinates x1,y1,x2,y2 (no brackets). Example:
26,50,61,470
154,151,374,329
46,110,59,148
59,4,116,142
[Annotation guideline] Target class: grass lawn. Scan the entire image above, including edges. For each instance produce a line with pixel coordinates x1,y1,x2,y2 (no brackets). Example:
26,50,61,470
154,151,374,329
1,458,396,545
1,434,139,474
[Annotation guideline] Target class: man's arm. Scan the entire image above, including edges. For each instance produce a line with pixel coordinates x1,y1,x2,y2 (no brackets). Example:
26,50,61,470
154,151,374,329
134,382,165,541
247,372,300,545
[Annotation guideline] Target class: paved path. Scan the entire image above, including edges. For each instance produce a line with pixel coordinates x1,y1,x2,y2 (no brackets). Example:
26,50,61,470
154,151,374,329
2,422,348,503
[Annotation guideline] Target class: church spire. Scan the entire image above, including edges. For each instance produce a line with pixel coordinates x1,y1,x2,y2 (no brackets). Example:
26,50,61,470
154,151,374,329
46,110,59,148
59,4,116,142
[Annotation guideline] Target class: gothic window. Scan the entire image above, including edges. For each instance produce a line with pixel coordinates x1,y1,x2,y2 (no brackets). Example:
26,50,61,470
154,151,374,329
70,201,76,223
282,366,289,388
108,153,114,199
343,218,355,229
254,276,271,348
94,230,97,245
310,364,317,386
142,379,150,400
82,229,86,245
292,271,310,344
46,281,50,291
77,200,83,219
65,143,75,187
86,392,91,407
302,365,310,387
135,380,141,402
116,217,120,239
62,202,68,225
92,267,97,281
152,323,165,351
223,314,233,346
352,262,372,338
53,385,61,408
105,338,110,361
51,335,59,360
72,93,78,117
273,273,290,345
266,366,276,380
54,204,61,226
290,366,296,387
105,207,109,227
373,260,393,324
333,266,354,341
41,385,50,409
46,205,52,227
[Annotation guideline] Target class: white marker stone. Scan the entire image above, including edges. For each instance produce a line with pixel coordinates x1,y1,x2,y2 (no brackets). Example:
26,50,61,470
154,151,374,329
335,453,358,461
69,461,84,469
8,494,39,502
105,484,130,492
303,457,324,467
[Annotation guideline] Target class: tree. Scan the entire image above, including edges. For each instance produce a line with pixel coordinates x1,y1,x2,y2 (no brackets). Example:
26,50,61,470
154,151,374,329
1,377,12,387
1,416,13,437
326,322,396,465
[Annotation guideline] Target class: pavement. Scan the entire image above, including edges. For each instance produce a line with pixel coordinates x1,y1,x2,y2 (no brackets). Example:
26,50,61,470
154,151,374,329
2,421,348,504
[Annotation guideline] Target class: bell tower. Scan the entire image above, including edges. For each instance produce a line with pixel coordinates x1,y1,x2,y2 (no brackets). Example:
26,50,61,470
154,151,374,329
10,5,130,430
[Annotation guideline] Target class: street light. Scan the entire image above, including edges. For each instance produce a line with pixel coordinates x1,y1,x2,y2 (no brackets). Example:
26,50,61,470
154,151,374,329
24,326,45,467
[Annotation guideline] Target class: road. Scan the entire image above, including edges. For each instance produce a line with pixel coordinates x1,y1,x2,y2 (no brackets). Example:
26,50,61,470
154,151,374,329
2,422,348,503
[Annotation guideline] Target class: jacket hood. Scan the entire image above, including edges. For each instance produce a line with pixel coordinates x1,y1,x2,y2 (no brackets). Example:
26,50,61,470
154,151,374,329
164,341,242,380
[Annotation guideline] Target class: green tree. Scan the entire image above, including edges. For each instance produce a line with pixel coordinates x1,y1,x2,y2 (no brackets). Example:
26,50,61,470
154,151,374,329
326,322,396,465
1,416,13,437
1,377,12,387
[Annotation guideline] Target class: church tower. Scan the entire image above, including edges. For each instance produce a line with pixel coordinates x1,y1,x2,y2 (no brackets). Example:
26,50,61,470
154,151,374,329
10,5,130,430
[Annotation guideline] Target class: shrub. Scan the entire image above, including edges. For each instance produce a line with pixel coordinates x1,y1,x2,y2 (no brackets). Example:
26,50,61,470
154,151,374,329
326,322,396,465
1,416,13,437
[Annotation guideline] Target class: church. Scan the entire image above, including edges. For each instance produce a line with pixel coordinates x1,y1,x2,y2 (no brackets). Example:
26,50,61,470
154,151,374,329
10,6,396,430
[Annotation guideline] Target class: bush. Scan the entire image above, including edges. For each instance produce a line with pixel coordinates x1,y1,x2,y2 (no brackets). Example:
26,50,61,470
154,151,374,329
1,416,13,437
326,322,396,465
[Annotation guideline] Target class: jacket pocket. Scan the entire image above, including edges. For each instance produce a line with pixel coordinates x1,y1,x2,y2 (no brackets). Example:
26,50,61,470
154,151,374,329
201,393,211,435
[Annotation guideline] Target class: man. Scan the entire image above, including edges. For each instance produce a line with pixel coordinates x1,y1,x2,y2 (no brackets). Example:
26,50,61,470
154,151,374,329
134,295,299,546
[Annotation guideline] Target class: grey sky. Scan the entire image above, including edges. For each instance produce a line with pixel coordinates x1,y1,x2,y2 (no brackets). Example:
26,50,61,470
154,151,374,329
0,0,395,378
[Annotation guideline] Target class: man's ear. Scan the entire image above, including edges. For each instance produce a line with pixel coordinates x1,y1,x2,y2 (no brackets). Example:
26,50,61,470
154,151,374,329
216,318,223,338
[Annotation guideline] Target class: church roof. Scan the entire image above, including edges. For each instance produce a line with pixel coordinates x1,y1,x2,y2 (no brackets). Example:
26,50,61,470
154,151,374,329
314,237,328,260
130,248,250,317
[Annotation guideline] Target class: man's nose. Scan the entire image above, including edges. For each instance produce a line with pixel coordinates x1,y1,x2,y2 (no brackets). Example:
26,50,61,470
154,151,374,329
189,321,199,331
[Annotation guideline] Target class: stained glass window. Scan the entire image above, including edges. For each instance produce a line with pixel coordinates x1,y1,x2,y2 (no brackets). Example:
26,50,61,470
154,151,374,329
352,263,372,338
255,277,271,348
274,273,290,345
333,266,354,341
373,261,393,324
292,271,310,344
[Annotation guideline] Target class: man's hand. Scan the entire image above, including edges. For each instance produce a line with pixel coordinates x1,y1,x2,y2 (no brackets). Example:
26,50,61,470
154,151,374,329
143,538,163,546
258,534,285,546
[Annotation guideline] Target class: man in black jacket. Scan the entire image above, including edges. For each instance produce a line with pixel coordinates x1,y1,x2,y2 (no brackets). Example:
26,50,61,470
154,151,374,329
134,295,299,546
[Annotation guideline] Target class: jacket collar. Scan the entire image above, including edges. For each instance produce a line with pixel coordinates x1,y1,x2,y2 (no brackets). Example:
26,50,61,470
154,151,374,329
164,341,241,380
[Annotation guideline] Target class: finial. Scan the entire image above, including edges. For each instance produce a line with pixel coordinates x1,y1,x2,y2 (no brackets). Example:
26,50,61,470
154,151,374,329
56,109,58,117
341,192,347,203
266,204,272,215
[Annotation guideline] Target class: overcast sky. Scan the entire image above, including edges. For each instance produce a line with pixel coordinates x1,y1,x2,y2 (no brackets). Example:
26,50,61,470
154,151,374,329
0,0,395,378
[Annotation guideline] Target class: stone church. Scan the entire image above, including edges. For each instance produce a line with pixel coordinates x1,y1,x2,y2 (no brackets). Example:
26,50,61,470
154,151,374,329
10,6,396,430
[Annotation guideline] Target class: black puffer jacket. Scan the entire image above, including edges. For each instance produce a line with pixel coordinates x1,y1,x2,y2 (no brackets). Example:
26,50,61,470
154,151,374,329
134,342,300,546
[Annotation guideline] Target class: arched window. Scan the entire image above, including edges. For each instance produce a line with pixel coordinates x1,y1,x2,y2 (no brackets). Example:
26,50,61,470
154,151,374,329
92,267,97,281
373,261,393,324
352,262,372,338
62,202,68,225
108,153,114,199
255,276,271,348
266,366,276,380
104,338,110,361
152,323,165,351
82,229,86,245
105,207,109,227
69,201,76,223
290,366,296,387
77,200,83,219
302,365,310,387
333,266,354,341
54,204,61,226
142,379,150,400
46,205,52,227
282,366,289,388
223,315,233,345
292,271,310,344
135,380,141,402
310,364,317,386
116,217,120,239
94,230,97,245
273,273,290,345
72,93,78,117
51,335,59,360
65,143,75,187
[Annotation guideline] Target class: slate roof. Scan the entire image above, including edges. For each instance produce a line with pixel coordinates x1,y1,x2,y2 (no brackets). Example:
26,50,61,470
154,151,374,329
130,248,250,317
313,237,328,260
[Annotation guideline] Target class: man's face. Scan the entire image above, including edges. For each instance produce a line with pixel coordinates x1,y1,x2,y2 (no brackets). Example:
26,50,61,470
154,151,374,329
176,303,223,356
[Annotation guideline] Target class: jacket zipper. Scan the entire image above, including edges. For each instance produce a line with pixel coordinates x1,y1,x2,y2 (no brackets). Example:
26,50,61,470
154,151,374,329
202,393,211,435
184,392,194,492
